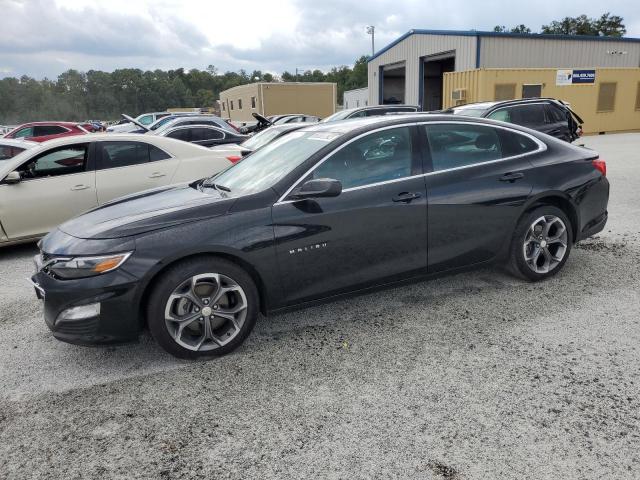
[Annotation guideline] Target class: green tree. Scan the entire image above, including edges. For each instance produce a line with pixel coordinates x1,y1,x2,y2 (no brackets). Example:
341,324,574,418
541,12,625,37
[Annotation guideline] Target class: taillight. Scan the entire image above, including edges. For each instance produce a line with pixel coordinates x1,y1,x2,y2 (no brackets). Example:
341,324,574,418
227,155,242,164
592,158,606,176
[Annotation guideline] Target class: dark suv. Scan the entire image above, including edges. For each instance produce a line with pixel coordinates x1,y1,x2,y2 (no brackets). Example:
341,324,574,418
445,99,583,142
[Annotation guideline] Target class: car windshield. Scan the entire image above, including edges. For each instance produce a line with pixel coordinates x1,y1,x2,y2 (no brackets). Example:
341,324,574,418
451,107,486,117
150,116,177,130
241,128,286,151
207,131,338,196
321,110,353,122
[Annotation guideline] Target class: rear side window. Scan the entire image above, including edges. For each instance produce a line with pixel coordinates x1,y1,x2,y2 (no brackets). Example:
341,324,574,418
545,104,567,123
100,142,149,169
509,104,546,127
497,130,540,157
191,128,223,142
167,129,191,141
18,144,88,179
425,124,502,171
34,125,67,136
150,145,171,161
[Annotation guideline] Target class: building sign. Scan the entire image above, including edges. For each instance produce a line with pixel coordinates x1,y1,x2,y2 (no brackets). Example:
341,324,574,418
556,69,596,86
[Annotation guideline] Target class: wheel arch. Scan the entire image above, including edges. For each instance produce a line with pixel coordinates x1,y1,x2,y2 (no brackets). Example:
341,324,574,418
136,249,269,330
520,192,580,242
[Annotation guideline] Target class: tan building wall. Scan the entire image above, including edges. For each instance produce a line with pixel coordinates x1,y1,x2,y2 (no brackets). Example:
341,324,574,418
443,68,640,134
220,82,336,122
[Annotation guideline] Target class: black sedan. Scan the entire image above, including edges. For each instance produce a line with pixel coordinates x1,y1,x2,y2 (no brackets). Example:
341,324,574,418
157,124,247,147
33,115,609,358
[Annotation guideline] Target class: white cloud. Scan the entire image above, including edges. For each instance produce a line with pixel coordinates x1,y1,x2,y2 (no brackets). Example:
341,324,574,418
0,0,638,79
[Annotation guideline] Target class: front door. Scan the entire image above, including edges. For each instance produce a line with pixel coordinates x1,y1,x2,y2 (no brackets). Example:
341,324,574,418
422,122,538,272
272,125,428,305
0,143,97,239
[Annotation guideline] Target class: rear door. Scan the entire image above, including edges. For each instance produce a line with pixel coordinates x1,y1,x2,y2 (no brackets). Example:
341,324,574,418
0,143,97,239
95,140,179,203
421,122,541,272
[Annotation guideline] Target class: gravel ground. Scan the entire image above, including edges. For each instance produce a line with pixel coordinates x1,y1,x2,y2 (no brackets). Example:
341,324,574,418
1,133,639,480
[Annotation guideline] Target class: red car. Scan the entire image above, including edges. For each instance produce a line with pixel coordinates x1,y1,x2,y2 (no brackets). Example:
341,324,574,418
3,122,90,142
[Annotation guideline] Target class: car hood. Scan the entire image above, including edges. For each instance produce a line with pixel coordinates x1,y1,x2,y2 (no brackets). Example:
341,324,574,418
58,183,235,240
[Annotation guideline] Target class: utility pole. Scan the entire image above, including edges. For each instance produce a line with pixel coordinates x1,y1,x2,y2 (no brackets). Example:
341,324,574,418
366,26,375,56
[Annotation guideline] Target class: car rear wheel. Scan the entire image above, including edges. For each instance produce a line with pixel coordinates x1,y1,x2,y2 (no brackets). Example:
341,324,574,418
147,257,259,359
509,206,573,281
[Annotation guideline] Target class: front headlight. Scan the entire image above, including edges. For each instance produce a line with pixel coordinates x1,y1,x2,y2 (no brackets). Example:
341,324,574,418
47,252,132,279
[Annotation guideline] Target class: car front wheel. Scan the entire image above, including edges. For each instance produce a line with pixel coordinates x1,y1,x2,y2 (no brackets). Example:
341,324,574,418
147,257,259,359
509,206,573,281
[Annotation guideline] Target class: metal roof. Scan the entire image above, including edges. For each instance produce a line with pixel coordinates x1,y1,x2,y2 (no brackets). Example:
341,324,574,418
369,29,640,62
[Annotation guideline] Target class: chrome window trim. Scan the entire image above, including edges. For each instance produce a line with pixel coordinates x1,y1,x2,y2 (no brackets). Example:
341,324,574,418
274,120,547,205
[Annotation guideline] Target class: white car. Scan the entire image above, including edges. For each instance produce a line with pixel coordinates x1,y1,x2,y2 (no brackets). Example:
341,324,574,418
0,134,233,247
106,112,170,133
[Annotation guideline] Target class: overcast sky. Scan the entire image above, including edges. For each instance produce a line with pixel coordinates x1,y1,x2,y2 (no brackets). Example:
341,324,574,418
0,0,638,79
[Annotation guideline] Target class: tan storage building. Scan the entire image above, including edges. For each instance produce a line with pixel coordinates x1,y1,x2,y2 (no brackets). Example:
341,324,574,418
443,68,640,134
219,82,336,122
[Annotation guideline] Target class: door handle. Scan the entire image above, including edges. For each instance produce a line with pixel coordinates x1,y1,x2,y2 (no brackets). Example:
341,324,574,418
392,192,422,203
148,172,166,178
70,184,89,191
499,172,525,183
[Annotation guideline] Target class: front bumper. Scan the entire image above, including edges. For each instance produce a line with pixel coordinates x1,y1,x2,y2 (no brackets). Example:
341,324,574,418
32,258,143,346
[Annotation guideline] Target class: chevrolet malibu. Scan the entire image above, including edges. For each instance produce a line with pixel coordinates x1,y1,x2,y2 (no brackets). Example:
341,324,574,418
32,115,609,358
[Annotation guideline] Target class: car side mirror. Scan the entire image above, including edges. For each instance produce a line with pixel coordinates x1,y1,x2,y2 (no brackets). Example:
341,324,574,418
290,178,342,200
4,171,21,184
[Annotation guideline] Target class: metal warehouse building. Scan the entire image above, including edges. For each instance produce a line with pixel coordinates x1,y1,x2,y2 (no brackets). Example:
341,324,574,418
368,30,640,133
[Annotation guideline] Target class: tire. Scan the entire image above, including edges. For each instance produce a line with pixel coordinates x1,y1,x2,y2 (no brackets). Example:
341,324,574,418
508,205,573,281
147,256,259,359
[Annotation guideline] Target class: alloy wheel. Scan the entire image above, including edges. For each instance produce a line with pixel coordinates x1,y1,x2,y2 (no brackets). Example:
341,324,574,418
164,273,248,352
523,215,568,274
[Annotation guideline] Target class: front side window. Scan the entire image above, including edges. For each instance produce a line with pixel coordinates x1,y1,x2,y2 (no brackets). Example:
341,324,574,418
312,127,413,189
487,109,511,123
13,127,34,138
138,115,154,126
18,144,88,179
425,124,502,171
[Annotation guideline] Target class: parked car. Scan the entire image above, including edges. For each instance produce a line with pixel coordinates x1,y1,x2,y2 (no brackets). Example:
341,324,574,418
156,124,247,147
0,134,235,246
32,115,609,358
208,122,316,163
4,122,90,142
106,112,170,133
444,98,583,142
271,114,321,125
321,105,419,122
0,139,37,161
149,115,239,135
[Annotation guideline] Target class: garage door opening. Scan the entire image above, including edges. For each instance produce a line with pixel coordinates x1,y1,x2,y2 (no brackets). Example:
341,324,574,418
421,53,455,111
380,63,406,104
